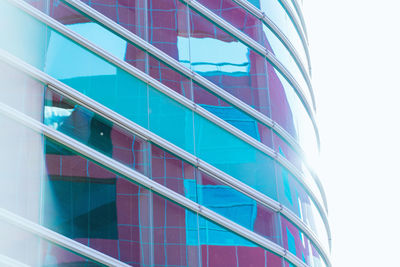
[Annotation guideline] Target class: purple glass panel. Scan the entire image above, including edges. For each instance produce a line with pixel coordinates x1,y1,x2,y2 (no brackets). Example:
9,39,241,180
152,193,200,267
147,0,190,61
151,144,196,200
80,0,147,39
196,0,265,46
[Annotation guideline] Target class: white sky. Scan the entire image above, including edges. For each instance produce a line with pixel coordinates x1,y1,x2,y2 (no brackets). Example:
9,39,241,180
304,0,400,266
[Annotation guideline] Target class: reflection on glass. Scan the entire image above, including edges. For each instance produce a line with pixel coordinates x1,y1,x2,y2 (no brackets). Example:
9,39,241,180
259,0,308,67
197,217,284,266
275,163,329,250
282,217,327,267
197,171,281,245
264,24,311,104
269,62,318,164
147,0,190,62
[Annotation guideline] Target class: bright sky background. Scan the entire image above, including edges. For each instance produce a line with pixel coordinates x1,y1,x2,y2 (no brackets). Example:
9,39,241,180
304,0,400,266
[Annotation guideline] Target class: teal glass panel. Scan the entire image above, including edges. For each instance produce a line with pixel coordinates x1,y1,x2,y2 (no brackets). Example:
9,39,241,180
0,1,149,128
194,114,278,200
44,88,150,176
148,88,195,154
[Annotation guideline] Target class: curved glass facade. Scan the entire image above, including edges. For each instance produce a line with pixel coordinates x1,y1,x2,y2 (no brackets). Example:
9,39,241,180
0,0,330,266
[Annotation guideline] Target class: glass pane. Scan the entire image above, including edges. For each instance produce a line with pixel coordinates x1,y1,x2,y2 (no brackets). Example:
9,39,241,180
152,193,200,266
194,113,278,200
282,217,327,267
273,133,325,209
259,0,308,68
150,143,197,201
197,170,281,245
264,24,311,105
0,219,102,266
189,9,271,118
193,82,274,147
196,0,265,46
80,0,147,40
197,217,284,267
269,62,318,164
147,0,190,63
196,0,310,97
44,89,150,176
148,87,195,154
275,163,329,250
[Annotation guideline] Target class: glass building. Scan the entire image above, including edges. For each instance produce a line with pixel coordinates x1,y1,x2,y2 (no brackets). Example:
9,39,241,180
0,0,331,266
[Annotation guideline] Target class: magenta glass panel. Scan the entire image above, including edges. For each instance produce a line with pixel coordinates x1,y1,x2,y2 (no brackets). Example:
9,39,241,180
152,193,200,267
196,0,265,46
198,216,284,267
150,143,197,201
148,56,193,100
80,0,147,39
147,0,190,62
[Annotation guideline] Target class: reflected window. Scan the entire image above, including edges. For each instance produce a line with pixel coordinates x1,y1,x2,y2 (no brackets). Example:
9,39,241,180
179,37,250,75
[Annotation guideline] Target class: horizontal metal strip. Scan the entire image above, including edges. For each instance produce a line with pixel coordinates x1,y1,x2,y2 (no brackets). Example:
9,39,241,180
279,0,309,43
288,0,309,42
62,0,326,214
0,208,130,266
231,0,313,88
6,0,328,229
0,102,313,267
62,0,316,166
180,0,317,117
0,48,331,263
233,0,310,68
0,254,29,267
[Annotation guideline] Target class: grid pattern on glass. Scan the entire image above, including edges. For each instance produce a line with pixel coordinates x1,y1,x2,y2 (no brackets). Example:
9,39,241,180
195,0,311,101
0,58,329,265
0,108,295,266
0,0,328,258
53,0,316,155
23,0,318,171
